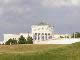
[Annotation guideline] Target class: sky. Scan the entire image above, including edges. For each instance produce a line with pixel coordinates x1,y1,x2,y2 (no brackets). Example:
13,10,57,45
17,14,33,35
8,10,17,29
0,0,80,41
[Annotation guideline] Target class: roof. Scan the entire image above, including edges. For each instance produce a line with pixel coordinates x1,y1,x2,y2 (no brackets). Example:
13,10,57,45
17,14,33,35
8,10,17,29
37,22,49,25
32,22,54,27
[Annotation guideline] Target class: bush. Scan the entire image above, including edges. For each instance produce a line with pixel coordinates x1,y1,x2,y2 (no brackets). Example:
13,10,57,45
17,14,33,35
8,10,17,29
72,32,80,38
18,35,27,44
5,38,17,45
27,36,33,44
5,35,33,45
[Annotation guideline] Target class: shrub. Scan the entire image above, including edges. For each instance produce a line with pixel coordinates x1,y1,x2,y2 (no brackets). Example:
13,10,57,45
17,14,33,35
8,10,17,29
27,36,33,44
18,35,27,44
5,38,17,45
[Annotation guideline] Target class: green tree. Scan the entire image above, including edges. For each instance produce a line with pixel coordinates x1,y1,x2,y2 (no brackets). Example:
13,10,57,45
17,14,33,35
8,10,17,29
5,38,17,45
18,35,27,44
72,32,80,38
60,36,64,38
27,36,33,44
12,38,17,44
75,32,80,38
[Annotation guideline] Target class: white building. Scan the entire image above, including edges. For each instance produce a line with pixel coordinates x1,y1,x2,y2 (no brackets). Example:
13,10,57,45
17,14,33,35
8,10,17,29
32,22,54,41
4,22,73,44
4,22,54,43
4,33,31,43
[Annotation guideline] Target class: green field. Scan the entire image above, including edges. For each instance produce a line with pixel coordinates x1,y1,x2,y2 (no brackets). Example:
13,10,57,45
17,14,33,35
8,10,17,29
0,43,80,60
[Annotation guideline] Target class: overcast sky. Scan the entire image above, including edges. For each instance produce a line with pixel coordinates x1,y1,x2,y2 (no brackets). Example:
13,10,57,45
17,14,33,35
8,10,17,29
0,0,80,41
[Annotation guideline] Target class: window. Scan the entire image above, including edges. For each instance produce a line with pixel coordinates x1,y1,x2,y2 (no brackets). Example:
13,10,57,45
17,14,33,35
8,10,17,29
35,33,37,35
49,36,52,39
48,33,50,35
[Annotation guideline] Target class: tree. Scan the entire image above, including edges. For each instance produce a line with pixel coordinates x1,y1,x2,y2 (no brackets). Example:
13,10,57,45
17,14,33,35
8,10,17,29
18,35,27,44
5,38,12,45
60,36,64,38
72,32,80,38
5,38,17,45
27,36,33,44
12,38,17,44
75,32,80,38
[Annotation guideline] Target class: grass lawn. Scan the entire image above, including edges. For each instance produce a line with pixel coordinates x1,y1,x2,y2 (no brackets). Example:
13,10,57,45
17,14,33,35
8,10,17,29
0,43,80,60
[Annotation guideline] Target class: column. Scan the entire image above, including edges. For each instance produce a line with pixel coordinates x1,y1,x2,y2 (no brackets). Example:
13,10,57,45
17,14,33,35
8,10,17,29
38,33,40,41
44,33,46,40
40,33,42,41
43,33,44,41
33,33,35,40
48,33,50,40
34,33,36,40
45,33,47,40
37,33,39,41
37,33,38,41
33,33,36,40
47,33,49,40
41,33,43,41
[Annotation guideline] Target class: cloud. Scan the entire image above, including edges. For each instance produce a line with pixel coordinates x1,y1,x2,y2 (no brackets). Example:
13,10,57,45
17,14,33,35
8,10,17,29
0,0,80,41
0,0,16,4
41,0,80,7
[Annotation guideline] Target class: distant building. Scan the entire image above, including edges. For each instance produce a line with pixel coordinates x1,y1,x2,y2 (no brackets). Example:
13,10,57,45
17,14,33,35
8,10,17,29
3,22,71,44
4,33,31,43
4,22,54,43
32,22,54,41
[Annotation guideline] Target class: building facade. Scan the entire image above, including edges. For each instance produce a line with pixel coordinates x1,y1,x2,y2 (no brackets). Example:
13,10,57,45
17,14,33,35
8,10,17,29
32,22,54,41
4,33,31,43
4,22,72,44
4,22,54,43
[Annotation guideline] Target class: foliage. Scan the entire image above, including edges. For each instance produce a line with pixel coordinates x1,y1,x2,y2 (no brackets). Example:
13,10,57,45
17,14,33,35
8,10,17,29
18,35,27,44
5,35,33,45
60,36,64,38
5,38,17,45
72,32,80,38
27,36,33,44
